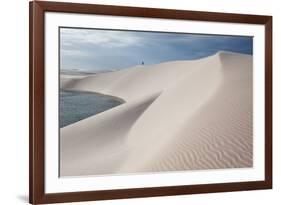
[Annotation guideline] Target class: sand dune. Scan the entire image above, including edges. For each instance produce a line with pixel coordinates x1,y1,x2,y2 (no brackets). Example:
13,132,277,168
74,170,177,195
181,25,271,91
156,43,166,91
60,51,253,176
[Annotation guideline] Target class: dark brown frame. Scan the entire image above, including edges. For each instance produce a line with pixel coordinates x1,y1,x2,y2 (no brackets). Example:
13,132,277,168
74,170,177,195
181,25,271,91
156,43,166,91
29,1,272,204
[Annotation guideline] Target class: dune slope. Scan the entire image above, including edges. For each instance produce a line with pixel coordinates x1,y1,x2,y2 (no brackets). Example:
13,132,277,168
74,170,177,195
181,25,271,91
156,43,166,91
60,51,253,176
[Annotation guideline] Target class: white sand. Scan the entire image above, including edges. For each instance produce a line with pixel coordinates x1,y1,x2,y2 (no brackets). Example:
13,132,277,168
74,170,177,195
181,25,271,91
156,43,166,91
60,51,253,176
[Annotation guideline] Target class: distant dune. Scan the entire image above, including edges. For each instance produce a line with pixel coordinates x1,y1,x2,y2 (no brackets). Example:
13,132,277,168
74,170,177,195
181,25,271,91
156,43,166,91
60,51,253,176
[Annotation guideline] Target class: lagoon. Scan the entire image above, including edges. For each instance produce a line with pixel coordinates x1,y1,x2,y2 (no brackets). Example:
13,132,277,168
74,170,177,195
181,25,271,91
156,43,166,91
60,90,123,128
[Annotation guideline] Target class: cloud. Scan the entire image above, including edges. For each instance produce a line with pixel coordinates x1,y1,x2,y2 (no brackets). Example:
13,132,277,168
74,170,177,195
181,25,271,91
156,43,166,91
61,49,90,57
60,28,252,71
61,28,141,48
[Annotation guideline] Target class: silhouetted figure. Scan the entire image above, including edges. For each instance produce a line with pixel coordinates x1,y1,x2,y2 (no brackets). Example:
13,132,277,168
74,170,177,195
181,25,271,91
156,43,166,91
141,61,144,65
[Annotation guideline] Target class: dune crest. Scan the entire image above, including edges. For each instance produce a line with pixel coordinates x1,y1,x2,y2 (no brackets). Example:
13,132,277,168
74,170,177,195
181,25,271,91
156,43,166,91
60,51,253,176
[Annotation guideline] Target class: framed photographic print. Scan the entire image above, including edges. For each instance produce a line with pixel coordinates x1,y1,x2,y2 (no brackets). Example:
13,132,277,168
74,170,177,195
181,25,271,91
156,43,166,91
29,1,272,204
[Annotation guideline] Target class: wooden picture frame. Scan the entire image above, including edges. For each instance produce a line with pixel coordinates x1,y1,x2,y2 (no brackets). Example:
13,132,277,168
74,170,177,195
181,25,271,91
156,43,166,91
29,1,272,204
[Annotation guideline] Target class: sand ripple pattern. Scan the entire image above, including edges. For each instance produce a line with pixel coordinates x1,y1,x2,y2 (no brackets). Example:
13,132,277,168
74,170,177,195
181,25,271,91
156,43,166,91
145,82,253,172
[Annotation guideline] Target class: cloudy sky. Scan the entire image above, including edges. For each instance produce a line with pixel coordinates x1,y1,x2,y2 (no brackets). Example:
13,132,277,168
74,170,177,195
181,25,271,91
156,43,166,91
60,27,253,72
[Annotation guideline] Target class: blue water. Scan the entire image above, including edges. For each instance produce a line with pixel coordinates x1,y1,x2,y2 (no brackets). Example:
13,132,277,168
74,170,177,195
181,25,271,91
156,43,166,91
60,90,123,128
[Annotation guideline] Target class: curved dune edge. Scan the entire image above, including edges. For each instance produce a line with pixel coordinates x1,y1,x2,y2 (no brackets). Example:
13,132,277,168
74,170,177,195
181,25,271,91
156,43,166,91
60,51,253,177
